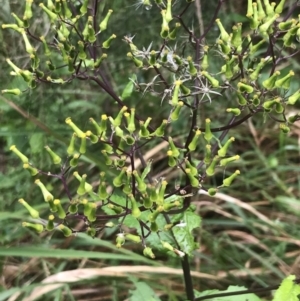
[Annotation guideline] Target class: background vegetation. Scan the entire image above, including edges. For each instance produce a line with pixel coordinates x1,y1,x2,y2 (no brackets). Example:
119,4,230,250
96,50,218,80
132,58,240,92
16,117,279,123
1,0,300,300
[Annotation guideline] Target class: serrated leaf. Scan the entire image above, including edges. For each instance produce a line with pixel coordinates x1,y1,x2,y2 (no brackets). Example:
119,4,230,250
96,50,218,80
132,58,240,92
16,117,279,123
172,210,201,256
272,275,300,301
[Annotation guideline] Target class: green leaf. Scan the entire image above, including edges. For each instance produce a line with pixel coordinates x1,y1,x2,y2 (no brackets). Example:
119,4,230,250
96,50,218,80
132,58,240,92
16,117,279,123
172,210,201,256
129,279,161,301
121,74,137,100
272,275,300,301
29,132,44,154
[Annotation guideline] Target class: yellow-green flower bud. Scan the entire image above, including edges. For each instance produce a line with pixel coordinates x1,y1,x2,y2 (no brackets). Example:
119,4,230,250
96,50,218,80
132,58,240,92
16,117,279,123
39,36,51,56
11,13,25,28
188,129,201,151
67,134,77,156
250,57,271,81
185,168,199,187
278,19,296,30
215,18,230,42
101,150,112,166
218,137,235,157
100,9,113,32
256,0,266,20
112,106,127,127
208,188,217,196
287,89,300,105
204,144,212,165
236,92,247,106
168,137,180,157
171,80,181,106
170,102,184,121
180,83,191,96
167,150,177,167
46,60,56,71
108,203,123,214
259,13,279,35
68,200,78,214
61,0,72,18
201,71,219,88
226,108,241,116
102,34,116,49
19,198,39,218
148,208,161,223
73,172,93,194
187,56,197,76
275,70,294,89
58,224,72,237
21,30,35,54
23,163,38,176
133,170,147,192
77,41,87,60
86,202,97,222
249,38,266,55
45,145,61,164
165,0,173,23
275,0,286,13
149,185,159,203
248,3,259,30
143,193,153,209
46,214,55,231
98,173,109,199
6,58,21,74
24,0,33,20
262,71,280,90
279,123,290,133
160,10,169,38
125,233,141,243
80,0,89,14
185,159,198,176
87,227,96,238
263,0,275,17
86,130,98,144
2,89,22,95
288,114,300,124
161,240,174,252
206,155,219,176
113,167,127,187
173,54,183,66
65,117,85,138
247,0,253,17
163,199,180,211
35,179,54,202
128,193,141,218
10,145,29,163
2,23,23,33
204,118,213,142
223,170,240,186
39,3,58,22
238,82,254,93
54,0,62,13
143,247,155,258
217,39,231,55
79,134,87,154
22,222,43,233
116,233,125,248
169,22,180,40
157,180,167,206
70,154,80,167
220,155,240,167
139,118,151,138
53,199,66,219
